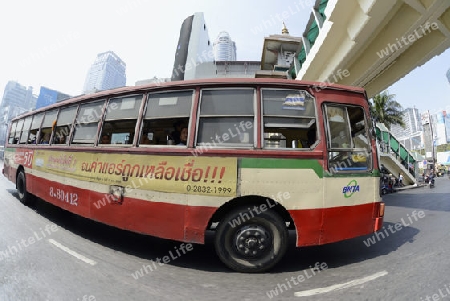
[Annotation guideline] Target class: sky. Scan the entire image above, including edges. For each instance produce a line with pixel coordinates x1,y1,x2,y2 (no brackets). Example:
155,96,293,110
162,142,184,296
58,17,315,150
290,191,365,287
1,0,449,115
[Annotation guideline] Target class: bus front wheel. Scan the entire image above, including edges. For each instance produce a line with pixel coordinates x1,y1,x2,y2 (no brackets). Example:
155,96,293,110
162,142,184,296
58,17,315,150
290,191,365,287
17,170,34,206
214,207,288,273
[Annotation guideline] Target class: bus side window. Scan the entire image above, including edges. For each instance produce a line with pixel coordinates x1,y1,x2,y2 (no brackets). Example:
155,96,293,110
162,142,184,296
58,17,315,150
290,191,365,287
262,89,317,149
72,100,105,145
325,104,371,172
142,90,193,146
197,89,254,147
7,121,18,144
39,110,59,145
19,116,32,144
14,119,25,144
28,113,44,144
53,106,77,145
100,94,143,146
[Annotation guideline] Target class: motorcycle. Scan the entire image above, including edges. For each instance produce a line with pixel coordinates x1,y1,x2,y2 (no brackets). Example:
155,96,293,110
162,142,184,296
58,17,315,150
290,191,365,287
429,176,435,189
381,184,389,195
381,183,395,194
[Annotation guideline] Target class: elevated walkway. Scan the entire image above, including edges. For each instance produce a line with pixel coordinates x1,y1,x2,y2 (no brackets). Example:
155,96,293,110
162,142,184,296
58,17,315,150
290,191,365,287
376,123,417,185
290,0,450,98
380,152,416,185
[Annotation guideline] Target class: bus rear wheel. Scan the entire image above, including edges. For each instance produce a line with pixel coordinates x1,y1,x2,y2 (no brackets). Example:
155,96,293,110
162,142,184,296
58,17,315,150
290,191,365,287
17,170,34,206
214,207,288,273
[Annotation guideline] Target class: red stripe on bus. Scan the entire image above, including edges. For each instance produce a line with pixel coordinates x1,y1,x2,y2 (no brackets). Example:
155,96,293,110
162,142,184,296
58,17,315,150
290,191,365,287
290,202,382,246
27,173,216,243
23,172,381,246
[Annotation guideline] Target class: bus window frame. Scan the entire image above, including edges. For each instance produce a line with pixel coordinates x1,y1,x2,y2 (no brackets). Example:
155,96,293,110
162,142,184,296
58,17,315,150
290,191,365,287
50,105,79,145
324,102,373,173
195,87,257,149
139,89,195,148
19,116,33,144
260,87,318,150
38,109,59,145
8,121,18,144
71,99,107,146
28,112,45,145
14,119,25,144
99,93,146,147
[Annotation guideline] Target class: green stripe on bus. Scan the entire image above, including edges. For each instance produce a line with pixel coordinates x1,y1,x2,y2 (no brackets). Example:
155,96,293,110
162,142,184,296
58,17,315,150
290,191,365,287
241,158,380,179
240,158,323,178
322,170,381,178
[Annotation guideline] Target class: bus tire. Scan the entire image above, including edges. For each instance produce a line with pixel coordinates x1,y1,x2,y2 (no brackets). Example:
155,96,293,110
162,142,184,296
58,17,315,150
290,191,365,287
214,207,288,273
16,170,34,206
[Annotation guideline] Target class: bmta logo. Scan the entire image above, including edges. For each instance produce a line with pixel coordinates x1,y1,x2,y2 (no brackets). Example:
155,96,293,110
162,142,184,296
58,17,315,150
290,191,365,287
342,180,360,198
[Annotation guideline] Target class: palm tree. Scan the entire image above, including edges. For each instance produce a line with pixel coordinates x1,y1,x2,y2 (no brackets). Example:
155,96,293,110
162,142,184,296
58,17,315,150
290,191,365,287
370,90,405,130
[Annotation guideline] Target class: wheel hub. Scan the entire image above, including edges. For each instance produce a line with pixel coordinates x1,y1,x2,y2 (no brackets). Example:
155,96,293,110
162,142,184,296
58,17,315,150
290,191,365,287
234,226,271,258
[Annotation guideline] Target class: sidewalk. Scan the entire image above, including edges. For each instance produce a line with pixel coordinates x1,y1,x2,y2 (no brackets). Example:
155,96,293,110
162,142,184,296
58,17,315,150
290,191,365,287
395,182,426,191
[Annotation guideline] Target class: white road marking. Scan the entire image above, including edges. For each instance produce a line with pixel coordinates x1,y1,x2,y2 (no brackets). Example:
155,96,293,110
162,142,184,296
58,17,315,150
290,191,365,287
48,239,97,266
294,270,388,297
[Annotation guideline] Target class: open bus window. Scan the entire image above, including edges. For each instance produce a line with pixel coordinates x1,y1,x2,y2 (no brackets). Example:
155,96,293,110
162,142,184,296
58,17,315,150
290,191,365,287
28,113,44,144
8,121,17,144
100,94,143,146
53,106,77,145
19,116,32,144
71,100,105,145
262,89,317,149
13,119,25,144
141,90,193,146
39,110,59,145
197,88,254,147
325,104,371,172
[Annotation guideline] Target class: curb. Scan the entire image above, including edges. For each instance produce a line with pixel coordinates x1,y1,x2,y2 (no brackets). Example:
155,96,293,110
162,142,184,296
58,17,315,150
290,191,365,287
396,183,426,191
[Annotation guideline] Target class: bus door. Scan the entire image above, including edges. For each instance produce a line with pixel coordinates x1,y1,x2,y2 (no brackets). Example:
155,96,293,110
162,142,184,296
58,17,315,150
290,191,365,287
322,103,375,243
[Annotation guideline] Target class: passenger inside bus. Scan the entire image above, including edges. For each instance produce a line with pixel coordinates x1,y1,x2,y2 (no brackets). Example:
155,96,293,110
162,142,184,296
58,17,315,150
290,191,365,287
100,134,111,144
40,133,50,144
265,126,316,149
140,131,152,144
140,118,189,146
55,135,66,144
303,127,317,147
177,126,188,145
170,120,183,145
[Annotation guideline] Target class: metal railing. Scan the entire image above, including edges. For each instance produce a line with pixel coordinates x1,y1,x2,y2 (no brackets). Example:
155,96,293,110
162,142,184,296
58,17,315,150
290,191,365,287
376,123,417,183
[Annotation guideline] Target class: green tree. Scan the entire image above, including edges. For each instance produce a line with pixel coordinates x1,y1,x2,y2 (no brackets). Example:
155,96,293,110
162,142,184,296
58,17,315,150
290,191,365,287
370,90,405,130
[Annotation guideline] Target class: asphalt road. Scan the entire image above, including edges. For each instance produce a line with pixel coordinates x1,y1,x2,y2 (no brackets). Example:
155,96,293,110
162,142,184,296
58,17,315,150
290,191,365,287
1,165,449,301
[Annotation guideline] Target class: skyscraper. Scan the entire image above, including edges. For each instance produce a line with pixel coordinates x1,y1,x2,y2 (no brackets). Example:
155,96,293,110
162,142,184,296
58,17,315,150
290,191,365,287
213,31,237,61
0,81,37,144
171,12,213,81
434,110,448,145
0,81,36,112
35,86,71,109
390,107,423,150
83,51,126,94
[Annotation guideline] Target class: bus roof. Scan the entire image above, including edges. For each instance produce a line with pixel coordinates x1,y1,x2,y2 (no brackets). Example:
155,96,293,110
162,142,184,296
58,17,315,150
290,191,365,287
12,78,367,121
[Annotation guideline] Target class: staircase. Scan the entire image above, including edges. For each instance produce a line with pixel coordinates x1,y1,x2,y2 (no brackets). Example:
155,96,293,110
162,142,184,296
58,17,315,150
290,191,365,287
375,123,417,185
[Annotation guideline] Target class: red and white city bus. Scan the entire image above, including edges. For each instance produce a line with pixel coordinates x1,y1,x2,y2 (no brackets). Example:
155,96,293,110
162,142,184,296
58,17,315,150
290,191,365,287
3,78,384,272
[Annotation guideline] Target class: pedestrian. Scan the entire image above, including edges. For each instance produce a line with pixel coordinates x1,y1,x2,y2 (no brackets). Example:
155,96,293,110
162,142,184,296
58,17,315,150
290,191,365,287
170,120,183,145
399,173,403,186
